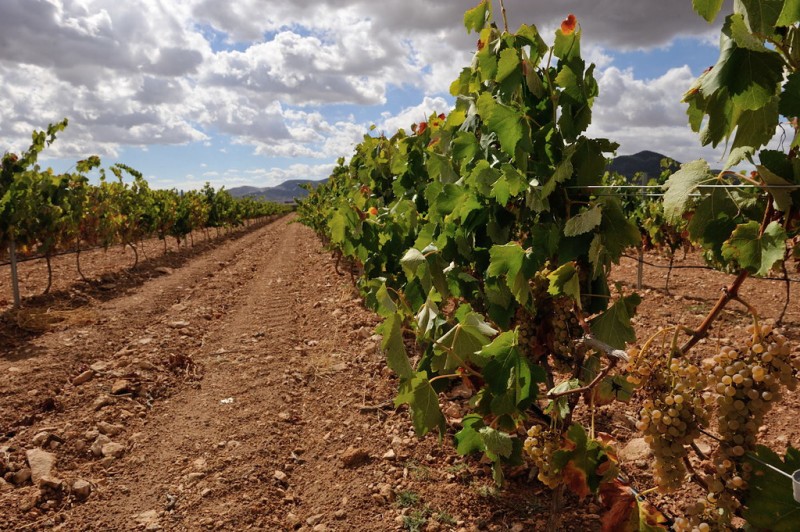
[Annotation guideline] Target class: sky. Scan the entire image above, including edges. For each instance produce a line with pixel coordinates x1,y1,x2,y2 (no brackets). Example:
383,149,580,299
0,0,746,191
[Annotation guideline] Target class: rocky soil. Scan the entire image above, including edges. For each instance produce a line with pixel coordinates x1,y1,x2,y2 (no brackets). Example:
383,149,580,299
0,216,798,531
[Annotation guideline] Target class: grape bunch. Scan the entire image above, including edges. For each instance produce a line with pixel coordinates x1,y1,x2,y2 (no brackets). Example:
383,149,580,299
549,296,582,362
704,323,797,497
523,424,562,488
635,356,708,492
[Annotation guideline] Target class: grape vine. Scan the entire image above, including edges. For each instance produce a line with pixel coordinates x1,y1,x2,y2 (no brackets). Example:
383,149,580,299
298,0,800,528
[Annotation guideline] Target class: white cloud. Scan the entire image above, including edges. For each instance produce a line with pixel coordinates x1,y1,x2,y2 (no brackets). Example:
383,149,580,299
0,0,742,187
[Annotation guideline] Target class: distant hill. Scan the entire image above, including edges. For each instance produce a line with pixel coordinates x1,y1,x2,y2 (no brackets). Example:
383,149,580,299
230,151,681,202
228,179,327,203
607,150,679,181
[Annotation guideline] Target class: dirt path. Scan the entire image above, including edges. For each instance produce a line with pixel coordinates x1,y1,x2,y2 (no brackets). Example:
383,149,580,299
2,216,544,532
6,216,794,531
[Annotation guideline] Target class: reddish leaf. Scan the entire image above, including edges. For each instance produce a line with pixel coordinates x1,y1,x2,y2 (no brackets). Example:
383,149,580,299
561,14,577,35
417,122,428,135
562,462,591,499
600,481,637,532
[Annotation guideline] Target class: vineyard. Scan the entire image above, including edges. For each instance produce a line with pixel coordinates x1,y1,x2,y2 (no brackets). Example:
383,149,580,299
1,119,291,308
296,1,800,530
1,0,800,531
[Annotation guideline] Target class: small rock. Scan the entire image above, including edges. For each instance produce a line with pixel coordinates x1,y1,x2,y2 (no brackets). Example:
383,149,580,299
134,510,160,530
306,514,324,526
155,267,174,275
334,509,346,520
509,524,525,532
168,321,190,329
313,525,327,532
38,475,63,490
12,468,32,485
200,488,212,497
274,470,288,484
72,479,92,499
111,379,134,395
26,448,56,484
278,411,292,422
382,449,397,461
185,472,204,484
91,435,112,457
98,421,124,437
90,361,110,373
340,447,369,468
72,370,95,385
619,438,652,462
19,490,39,512
93,396,114,411
329,362,348,372
102,442,126,459
0,478,13,492
32,431,52,447
286,513,301,528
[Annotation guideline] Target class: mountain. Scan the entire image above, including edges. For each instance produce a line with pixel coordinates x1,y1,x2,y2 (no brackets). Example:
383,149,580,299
229,151,679,202
607,150,679,181
228,179,327,203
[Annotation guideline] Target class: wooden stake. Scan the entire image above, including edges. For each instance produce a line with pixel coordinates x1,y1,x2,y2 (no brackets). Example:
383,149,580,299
9,240,21,308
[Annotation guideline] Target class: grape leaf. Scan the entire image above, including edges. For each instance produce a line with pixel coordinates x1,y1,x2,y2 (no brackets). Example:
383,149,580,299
737,0,783,34
497,48,520,83
464,1,490,33
590,293,641,350
663,160,712,224
721,221,788,276
757,164,794,212
692,0,725,22
564,204,603,237
777,0,800,26
476,93,526,157
454,414,486,455
742,446,800,530
481,331,544,414
378,313,414,380
488,243,534,305
375,283,398,317
552,424,618,499
780,72,800,118
726,13,767,51
395,372,445,437
547,262,581,304
479,427,513,460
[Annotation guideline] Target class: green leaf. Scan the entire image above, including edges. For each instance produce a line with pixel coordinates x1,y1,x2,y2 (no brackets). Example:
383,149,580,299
401,248,426,280
379,313,414,380
780,72,800,118
488,243,533,306
476,93,525,157
479,427,513,460
395,372,445,437
464,1,489,33
692,0,725,22
590,293,641,349
777,0,800,26
547,263,581,305
726,13,767,51
496,48,520,83
663,160,712,224
596,196,641,261
722,221,788,276
375,283,398,317
481,332,544,415
554,26,580,61
737,0,783,34
435,313,496,371
687,188,739,255
546,380,581,420
564,204,602,237
742,446,800,530
701,34,783,112
454,414,486,455
758,164,794,212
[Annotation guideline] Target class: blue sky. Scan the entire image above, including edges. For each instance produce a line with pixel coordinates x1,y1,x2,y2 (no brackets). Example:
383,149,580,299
0,1,733,191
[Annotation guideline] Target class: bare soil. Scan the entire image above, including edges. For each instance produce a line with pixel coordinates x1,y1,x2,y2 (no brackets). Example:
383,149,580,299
0,217,798,531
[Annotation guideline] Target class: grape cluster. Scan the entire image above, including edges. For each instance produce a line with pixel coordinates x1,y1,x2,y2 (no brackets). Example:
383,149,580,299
635,357,708,492
703,324,797,502
550,296,582,362
523,425,561,488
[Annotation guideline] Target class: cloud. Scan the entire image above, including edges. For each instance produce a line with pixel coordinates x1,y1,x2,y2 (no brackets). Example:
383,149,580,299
0,0,739,188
